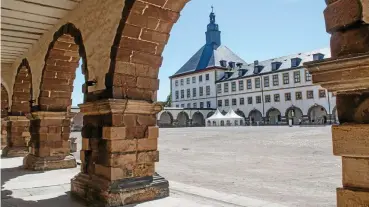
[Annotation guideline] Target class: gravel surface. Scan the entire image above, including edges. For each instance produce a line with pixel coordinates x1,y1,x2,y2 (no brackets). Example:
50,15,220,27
72,126,340,207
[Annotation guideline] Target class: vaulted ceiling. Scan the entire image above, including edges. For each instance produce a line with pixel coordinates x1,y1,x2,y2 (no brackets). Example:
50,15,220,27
1,0,82,64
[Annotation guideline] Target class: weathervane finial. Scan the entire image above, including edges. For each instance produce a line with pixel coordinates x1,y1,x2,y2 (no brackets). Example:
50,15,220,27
211,5,214,13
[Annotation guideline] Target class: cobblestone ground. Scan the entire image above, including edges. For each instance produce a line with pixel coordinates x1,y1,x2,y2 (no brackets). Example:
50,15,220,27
72,126,340,207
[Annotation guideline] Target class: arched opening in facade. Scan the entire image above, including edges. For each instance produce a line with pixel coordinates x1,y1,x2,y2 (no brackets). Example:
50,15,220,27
207,111,215,118
220,120,225,126
192,112,205,127
308,105,328,124
1,84,9,118
248,109,263,124
24,23,88,171
2,59,33,157
177,111,189,127
235,109,245,118
159,111,174,127
221,110,227,115
266,108,281,125
332,106,338,124
285,106,303,125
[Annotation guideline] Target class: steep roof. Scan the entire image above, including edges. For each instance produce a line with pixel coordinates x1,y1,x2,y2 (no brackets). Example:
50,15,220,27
173,44,247,76
219,47,331,82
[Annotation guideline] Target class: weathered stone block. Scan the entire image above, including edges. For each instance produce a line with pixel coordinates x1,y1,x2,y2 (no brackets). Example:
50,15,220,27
324,0,362,33
337,187,369,207
137,151,159,163
103,127,128,140
82,138,90,150
103,139,137,153
332,124,369,157
342,157,369,188
147,126,159,139
98,152,136,167
95,164,133,180
137,138,157,151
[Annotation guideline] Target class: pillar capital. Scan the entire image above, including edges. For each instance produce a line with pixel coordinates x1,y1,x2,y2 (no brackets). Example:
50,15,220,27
79,99,163,116
28,111,70,120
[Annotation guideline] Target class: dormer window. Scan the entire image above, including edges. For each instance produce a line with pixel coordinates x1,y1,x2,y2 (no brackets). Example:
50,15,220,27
313,53,325,61
271,62,282,71
254,65,264,74
291,58,302,68
228,61,235,69
220,60,227,67
236,62,243,68
238,69,247,77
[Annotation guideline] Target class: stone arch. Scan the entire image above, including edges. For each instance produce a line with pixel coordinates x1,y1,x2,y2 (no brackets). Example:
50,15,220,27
266,108,281,125
207,111,215,118
221,110,227,115
248,109,263,123
159,111,173,127
285,106,303,125
192,112,205,127
11,59,33,116
38,23,88,112
1,84,9,118
235,109,246,118
308,104,328,124
177,111,189,127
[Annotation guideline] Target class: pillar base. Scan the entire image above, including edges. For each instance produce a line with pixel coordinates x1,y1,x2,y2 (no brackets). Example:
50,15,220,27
71,172,169,206
2,146,29,157
23,154,77,171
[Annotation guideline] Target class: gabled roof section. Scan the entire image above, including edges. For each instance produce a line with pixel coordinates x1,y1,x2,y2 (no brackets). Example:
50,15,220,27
173,44,247,77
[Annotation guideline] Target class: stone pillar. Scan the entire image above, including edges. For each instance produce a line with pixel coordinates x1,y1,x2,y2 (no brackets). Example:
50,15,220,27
71,99,168,206
1,118,8,149
2,116,30,157
306,0,369,202
23,112,76,170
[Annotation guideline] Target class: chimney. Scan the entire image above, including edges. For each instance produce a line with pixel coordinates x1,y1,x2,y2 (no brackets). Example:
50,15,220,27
254,60,259,65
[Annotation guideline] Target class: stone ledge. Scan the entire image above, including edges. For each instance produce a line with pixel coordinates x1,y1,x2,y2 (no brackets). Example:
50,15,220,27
332,124,369,157
71,172,169,206
1,146,29,158
337,187,369,207
23,154,77,171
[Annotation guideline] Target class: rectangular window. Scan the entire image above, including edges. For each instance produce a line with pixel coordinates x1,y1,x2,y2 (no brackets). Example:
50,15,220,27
206,86,210,95
193,103,197,108
274,94,280,102
181,90,184,98
231,81,236,92
199,75,203,82
255,78,261,89
224,83,229,93
187,103,191,108
296,92,302,100
217,84,222,94
247,79,252,89
264,76,269,87
186,78,190,84
186,89,190,98
265,95,271,103
319,89,326,98
205,74,210,81
305,70,312,81
175,80,178,86
207,101,211,108
218,100,222,107
247,97,253,104
200,102,204,108
175,91,179,100
294,71,301,83
176,104,179,108
283,73,289,84
273,74,279,86
256,96,261,104
240,98,245,105
192,88,197,97
181,104,185,108
180,79,184,86
307,90,314,99
192,77,196,83
225,99,229,106
239,80,244,91
232,98,237,106
199,87,204,96
285,92,291,101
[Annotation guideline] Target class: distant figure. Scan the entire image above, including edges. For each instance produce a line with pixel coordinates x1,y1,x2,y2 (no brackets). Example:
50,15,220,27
298,118,302,125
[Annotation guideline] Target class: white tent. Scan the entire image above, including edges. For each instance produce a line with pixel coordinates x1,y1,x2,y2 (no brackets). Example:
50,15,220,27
223,108,244,126
206,108,244,127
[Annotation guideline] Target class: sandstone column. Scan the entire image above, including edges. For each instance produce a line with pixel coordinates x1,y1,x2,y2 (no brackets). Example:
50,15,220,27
305,1,369,205
71,99,168,206
2,116,30,157
23,112,76,170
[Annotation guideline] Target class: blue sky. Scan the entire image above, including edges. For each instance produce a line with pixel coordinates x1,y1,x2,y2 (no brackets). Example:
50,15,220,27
72,0,329,106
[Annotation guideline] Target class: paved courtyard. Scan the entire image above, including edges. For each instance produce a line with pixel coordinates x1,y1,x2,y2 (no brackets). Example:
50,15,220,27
2,126,340,206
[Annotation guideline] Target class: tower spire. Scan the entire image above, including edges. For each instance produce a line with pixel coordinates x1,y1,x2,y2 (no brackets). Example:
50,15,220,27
206,6,221,46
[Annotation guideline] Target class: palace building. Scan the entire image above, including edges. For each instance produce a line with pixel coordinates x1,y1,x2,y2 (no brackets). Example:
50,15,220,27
158,10,337,127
